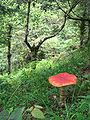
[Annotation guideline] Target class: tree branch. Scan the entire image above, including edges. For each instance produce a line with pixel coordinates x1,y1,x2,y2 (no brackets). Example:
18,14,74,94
55,0,66,14
56,0,90,22
68,16,90,21
36,0,80,49
67,0,90,21
67,0,82,18
55,0,80,15
66,0,80,15
37,15,67,49
24,0,32,50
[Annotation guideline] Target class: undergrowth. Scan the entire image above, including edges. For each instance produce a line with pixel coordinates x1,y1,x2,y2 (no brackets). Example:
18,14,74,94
0,47,90,120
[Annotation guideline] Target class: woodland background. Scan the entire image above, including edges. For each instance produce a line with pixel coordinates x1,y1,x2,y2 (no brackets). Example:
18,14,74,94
0,0,90,120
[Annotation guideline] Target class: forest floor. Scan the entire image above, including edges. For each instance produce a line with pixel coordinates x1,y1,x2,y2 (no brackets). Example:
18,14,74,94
0,48,90,120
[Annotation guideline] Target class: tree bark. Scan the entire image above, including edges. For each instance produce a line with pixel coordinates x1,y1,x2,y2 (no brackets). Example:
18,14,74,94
30,44,39,61
88,20,90,43
7,24,12,75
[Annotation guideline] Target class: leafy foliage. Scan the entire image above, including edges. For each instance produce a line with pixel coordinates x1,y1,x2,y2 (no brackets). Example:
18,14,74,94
0,107,25,120
0,0,89,119
0,47,89,119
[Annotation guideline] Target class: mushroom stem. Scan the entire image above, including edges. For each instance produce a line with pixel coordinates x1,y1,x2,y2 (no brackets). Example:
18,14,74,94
60,86,66,106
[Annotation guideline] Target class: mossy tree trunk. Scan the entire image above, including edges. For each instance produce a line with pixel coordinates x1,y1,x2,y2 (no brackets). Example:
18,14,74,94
7,24,12,75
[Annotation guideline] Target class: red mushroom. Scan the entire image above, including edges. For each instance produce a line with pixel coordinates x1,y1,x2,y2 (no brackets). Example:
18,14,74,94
48,72,77,107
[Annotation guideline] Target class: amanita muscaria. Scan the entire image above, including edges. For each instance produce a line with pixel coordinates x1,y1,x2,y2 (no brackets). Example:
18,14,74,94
48,72,77,107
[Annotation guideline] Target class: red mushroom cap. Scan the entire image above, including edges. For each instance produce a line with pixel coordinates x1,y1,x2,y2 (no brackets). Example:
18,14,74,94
48,73,77,87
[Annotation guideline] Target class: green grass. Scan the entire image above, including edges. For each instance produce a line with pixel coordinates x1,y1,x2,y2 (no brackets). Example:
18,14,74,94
0,47,90,120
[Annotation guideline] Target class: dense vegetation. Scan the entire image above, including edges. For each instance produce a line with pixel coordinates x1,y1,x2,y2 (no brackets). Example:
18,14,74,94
0,0,90,119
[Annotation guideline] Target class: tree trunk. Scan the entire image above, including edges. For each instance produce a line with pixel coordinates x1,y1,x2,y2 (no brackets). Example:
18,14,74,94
7,24,12,75
80,12,86,47
85,20,90,44
87,0,90,44
88,21,90,42
30,47,38,61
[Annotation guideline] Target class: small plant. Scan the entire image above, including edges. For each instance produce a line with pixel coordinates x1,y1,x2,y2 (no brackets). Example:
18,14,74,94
26,105,45,119
0,105,45,120
0,107,25,120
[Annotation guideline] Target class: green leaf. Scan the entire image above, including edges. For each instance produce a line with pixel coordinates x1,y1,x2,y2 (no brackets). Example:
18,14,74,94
9,107,13,114
34,105,43,109
10,107,25,120
83,74,90,78
0,110,9,120
31,108,45,119
26,106,34,113
78,95,90,99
